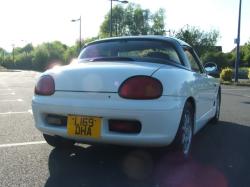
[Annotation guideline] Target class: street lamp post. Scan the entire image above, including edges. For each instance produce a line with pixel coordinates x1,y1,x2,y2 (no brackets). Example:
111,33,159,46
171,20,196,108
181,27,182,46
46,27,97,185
235,0,242,83
12,44,15,66
72,16,82,53
2,50,5,65
110,0,128,37
21,40,30,57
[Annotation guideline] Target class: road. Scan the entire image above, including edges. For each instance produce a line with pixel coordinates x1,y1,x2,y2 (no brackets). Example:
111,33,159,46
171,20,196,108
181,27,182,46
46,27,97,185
0,70,250,187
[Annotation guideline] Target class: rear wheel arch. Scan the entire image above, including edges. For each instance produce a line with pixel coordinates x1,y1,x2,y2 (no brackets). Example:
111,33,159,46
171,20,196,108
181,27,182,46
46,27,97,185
171,98,195,157
174,96,196,137
186,97,196,129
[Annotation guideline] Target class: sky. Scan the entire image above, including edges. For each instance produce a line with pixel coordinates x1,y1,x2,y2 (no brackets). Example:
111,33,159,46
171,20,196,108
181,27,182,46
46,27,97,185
0,0,249,52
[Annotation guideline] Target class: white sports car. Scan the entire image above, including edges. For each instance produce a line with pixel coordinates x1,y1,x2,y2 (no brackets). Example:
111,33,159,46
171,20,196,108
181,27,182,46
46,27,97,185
32,36,220,157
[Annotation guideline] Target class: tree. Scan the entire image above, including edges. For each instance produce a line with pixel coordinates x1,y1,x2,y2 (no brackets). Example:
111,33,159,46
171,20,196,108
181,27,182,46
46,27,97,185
64,45,78,63
32,41,68,71
151,8,166,35
22,43,34,56
202,52,232,70
99,3,166,37
175,25,219,56
32,45,49,71
125,4,151,35
242,41,250,66
0,48,7,65
99,5,126,38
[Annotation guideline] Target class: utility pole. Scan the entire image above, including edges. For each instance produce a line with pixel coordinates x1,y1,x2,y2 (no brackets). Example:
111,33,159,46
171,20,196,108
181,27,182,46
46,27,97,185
2,51,5,65
110,0,113,37
71,16,82,53
80,16,81,51
235,0,242,82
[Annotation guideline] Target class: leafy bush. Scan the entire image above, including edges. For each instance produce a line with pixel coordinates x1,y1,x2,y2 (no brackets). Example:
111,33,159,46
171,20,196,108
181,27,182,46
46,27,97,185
248,68,250,79
238,67,250,79
220,67,233,82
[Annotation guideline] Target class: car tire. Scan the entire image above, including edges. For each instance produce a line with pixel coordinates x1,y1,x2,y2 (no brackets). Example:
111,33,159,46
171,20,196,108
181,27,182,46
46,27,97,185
172,101,194,158
211,89,221,124
43,134,75,148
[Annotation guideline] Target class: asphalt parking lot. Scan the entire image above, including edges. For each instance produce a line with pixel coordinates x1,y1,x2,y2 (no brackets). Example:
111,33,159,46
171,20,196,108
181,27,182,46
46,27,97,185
0,70,250,187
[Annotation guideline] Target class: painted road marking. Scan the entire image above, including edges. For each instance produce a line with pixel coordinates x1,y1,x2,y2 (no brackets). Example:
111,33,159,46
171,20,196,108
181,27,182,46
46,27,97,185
0,141,46,148
222,89,250,91
0,88,12,91
0,99,23,102
0,141,91,149
0,92,15,96
0,110,32,115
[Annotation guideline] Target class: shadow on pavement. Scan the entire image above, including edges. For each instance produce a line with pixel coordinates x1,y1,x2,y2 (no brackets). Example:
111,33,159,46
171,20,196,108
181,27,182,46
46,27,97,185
45,121,250,187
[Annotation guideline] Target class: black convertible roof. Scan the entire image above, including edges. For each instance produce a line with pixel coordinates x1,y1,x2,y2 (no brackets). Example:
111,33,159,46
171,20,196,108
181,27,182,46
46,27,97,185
87,35,191,48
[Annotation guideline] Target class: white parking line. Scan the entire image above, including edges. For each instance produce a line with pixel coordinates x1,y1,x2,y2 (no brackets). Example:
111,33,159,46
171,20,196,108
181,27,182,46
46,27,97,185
0,110,32,115
0,99,23,102
0,88,12,91
0,92,15,96
0,141,46,148
222,88,250,91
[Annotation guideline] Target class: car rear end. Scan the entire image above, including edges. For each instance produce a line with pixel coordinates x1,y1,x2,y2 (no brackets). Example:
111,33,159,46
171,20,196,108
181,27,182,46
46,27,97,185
32,37,186,147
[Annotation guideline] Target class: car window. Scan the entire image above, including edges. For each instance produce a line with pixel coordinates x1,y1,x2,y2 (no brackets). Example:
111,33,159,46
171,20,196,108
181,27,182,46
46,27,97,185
184,49,203,73
79,39,182,65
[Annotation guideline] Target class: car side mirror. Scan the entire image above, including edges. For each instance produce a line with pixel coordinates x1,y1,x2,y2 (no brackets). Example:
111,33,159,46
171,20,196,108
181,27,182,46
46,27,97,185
204,62,218,76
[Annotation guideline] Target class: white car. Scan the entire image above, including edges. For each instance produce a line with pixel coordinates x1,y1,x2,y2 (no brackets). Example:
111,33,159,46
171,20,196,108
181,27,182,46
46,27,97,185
32,36,220,157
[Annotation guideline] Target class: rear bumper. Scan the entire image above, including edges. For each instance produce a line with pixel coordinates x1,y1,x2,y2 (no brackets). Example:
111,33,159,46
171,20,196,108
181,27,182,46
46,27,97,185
32,92,185,146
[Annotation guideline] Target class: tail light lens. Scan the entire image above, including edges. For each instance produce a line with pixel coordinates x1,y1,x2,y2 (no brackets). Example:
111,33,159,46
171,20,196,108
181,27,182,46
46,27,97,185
35,75,55,95
119,76,163,99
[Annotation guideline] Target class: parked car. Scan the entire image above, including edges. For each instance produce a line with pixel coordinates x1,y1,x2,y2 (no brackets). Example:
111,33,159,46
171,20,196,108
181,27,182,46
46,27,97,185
32,36,220,157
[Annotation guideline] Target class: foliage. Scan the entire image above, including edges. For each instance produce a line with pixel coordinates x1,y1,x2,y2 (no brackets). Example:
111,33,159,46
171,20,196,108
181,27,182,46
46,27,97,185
31,45,49,71
99,3,166,37
0,48,7,66
2,6,249,73
248,68,250,79
241,42,250,66
64,45,78,64
150,8,166,35
1,41,73,72
220,67,233,82
32,41,68,71
202,52,231,70
175,25,219,57
228,41,250,67
236,67,249,79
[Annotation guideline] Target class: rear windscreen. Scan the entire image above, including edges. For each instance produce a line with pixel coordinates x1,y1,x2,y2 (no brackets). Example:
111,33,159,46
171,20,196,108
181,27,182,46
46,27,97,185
79,39,182,65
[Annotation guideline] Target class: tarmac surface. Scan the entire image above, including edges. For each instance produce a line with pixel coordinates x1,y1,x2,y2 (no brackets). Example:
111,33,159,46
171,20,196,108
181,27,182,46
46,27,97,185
0,70,249,187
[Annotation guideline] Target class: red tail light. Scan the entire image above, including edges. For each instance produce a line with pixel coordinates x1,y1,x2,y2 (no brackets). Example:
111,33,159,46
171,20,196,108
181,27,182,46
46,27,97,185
119,76,163,99
35,75,55,95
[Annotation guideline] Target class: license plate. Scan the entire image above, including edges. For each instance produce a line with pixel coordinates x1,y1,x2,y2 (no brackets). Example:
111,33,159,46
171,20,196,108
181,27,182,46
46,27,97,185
67,115,101,138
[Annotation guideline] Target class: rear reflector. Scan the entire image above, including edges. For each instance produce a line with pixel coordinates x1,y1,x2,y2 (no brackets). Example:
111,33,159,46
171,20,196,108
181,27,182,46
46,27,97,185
109,120,141,134
46,114,67,126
